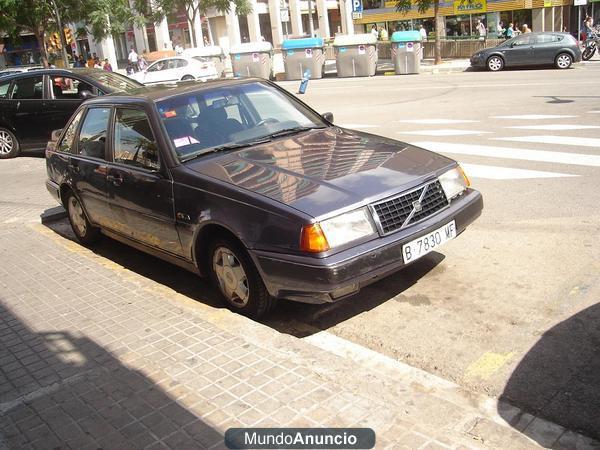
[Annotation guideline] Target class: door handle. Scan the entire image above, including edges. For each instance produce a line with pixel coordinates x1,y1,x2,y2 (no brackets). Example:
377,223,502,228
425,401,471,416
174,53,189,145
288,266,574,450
107,174,123,186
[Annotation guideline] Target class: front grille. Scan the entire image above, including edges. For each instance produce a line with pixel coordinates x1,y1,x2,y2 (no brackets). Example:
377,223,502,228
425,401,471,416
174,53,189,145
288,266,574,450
371,180,449,235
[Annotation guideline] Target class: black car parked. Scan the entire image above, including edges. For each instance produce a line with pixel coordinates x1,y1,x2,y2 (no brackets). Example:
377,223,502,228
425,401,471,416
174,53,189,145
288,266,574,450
470,32,581,71
0,68,142,158
46,79,483,318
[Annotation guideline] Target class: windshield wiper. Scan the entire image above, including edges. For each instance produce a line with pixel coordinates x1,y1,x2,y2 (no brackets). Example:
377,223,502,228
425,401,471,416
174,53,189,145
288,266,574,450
180,138,272,163
267,126,325,139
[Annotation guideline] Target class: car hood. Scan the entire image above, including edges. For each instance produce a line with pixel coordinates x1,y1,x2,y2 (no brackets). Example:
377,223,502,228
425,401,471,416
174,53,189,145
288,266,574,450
185,127,455,218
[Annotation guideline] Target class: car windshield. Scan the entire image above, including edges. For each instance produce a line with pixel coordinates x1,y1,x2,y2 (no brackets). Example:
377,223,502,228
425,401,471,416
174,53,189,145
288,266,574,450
84,71,141,92
157,81,327,162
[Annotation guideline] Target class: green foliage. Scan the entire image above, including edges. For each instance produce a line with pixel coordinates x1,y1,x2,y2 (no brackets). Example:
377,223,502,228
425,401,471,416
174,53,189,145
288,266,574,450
395,0,431,14
144,0,253,24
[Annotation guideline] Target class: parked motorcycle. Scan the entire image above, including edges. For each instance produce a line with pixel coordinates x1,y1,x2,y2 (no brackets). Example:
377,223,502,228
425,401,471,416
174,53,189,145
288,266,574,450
582,26,600,61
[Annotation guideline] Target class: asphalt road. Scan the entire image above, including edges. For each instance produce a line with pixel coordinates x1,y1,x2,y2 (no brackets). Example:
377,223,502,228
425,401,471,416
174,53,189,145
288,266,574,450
11,61,600,439
271,62,600,438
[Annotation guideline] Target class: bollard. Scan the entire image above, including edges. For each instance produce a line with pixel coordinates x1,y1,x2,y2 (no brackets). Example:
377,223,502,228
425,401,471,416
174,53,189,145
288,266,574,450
298,69,311,94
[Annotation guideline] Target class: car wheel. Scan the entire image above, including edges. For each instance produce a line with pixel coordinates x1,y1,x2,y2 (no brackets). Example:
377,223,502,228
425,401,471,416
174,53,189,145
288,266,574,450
487,56,504,72
0,127,19,159
181,75,195,81
208,237,275,318
555,53,573,69
65,192,100,245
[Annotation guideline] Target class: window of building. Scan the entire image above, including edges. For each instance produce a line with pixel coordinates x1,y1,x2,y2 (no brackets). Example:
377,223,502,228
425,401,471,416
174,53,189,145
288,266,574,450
77,107,110,159
113,108,159,171
11,76,43,99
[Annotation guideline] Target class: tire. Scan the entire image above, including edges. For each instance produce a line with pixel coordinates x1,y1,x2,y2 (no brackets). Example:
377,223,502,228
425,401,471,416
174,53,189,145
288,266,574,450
65,191,100,245
582,46,596,61
555,53,573,69
207,236,275,318
181,75,195,81
487,55,504,72
0,127,20,159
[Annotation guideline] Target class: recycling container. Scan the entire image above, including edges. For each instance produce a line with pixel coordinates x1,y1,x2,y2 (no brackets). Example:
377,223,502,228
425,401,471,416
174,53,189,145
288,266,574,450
333,34,378,77
282,38,326,80
390,31,422,75
183,46,227,77
229,42,273,79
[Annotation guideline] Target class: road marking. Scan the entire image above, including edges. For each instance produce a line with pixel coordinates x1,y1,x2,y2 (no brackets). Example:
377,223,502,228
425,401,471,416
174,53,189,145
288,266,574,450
461,163,578,179
401,129,491,136
396,119,479,125
491,114,577,120
411,141,600,167
588,111,600,114
507,124,600,131
465,352,515,381
495,135,600,148
339,124,381,129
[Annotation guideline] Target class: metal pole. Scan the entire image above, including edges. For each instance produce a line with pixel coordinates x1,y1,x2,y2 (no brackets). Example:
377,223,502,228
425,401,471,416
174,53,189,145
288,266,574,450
307,0,315,36
578,6,581,47
50,0,70,67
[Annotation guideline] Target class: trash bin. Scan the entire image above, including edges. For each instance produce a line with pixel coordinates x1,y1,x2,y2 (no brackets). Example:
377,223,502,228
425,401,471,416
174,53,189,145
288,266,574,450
390,31,422,75
229,42,273,79
183,46,227,77
332,34,378,77
282,38,326,80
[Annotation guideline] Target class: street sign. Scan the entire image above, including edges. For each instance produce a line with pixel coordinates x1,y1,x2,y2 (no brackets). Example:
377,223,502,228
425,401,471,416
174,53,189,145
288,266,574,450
280,8,290,22
352,12,363,19
352,0,363,14
574,0,587,5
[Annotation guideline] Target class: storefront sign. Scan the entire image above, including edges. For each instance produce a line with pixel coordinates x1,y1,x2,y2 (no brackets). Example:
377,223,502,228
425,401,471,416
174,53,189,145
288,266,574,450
453,0,487,14
543,0,552,6
280,8,290,22
574,0,587,5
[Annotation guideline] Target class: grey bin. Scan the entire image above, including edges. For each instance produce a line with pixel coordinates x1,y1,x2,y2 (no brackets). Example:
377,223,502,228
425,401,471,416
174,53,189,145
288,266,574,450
333,34,378,77
183,46,227,77
229,42,274,79
281,38,325,80
390,31,422,75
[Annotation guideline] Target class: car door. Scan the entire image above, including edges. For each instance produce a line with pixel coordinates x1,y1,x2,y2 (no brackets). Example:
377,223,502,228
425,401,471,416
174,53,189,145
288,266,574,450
503,35,534,66
9,74,47,150
142,59,176,84
532,34,560,65
0,79,16,133
45,75,91,134
69,106,112,228
106,106,182,255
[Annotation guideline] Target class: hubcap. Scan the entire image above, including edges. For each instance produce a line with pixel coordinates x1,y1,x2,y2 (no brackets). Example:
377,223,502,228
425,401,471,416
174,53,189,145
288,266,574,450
0,130,14,155
557,55,570,68
68,196,87,237
489,58,502,71
212,247,249,307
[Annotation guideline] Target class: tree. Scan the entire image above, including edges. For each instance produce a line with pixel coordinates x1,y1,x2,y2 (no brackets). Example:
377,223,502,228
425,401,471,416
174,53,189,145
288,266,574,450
144,0,252,48
0,0,139,67
395,0,443,64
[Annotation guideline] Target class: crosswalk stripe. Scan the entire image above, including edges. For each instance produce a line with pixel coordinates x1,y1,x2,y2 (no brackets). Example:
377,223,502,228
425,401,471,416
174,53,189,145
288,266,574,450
400,129,491,136
460,163,578,180
411,141,600,167
491,114,577,120
396,119,479,124
588,111,600,114
495,135,600,148
507,124,600,131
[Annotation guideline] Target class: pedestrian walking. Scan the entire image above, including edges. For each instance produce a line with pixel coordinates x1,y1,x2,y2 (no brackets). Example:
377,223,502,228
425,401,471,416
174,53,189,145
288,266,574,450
504,22,514,39
138,52,147,71
371,24,378,39
102,58,113,71
128,46,138,72
476,19,486,40
522,23,531,33
419,24,427,41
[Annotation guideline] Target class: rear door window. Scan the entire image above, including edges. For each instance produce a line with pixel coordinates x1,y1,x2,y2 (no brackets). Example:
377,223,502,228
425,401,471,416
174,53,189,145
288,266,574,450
0,81,10,98
11,76,44,99
76,107,111,159
58,109,85,153
112,108,160,170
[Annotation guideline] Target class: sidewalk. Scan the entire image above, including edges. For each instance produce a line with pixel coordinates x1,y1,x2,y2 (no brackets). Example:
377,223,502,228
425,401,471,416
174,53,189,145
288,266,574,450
1,158,598,450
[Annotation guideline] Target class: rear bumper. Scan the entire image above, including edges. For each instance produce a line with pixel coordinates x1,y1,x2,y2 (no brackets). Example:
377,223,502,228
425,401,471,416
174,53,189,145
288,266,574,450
253,189,483,303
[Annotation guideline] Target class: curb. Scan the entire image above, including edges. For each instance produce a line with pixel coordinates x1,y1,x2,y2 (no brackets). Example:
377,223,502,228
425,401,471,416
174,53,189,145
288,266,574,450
40,206,67,224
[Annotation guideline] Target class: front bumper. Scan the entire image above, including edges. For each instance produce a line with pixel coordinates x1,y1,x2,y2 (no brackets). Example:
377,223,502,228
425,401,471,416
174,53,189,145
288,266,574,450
470,55,485,67
253,189,483,303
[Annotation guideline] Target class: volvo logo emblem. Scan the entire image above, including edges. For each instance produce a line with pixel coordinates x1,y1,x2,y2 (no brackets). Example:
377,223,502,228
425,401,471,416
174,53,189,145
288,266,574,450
412,200,423,212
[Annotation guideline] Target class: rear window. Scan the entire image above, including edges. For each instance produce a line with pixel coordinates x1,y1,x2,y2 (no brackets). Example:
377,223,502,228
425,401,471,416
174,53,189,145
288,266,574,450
84,71,141,93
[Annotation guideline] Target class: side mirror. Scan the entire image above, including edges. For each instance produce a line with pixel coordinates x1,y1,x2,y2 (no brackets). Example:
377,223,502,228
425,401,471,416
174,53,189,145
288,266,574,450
51,128,63,142
322,112,334,123
79,90,96,100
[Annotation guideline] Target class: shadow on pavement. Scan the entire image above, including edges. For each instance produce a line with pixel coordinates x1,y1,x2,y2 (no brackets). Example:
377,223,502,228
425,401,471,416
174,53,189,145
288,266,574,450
41,217,443,338
0,299,222,448
499,303,600,442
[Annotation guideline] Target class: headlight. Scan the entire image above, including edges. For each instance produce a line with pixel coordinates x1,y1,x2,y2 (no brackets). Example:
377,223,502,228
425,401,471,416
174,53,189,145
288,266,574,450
439,166,470,200
301,208,375,252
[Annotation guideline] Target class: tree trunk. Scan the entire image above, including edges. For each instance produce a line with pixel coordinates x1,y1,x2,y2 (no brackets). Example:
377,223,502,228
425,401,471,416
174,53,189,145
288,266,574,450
33,28,49,68
186,8,196,47
433,0,442,65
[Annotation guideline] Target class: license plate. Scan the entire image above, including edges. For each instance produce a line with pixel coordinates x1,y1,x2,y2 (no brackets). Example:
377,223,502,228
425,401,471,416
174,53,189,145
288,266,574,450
402,220,456,264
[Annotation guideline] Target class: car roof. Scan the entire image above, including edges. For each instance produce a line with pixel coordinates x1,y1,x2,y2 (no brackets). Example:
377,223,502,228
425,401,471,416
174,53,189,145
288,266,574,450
83,77,265,104
0,67,120,81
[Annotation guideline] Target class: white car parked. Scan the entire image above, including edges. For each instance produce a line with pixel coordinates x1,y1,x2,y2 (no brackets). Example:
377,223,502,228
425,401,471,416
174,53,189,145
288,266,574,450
129,56,218,85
